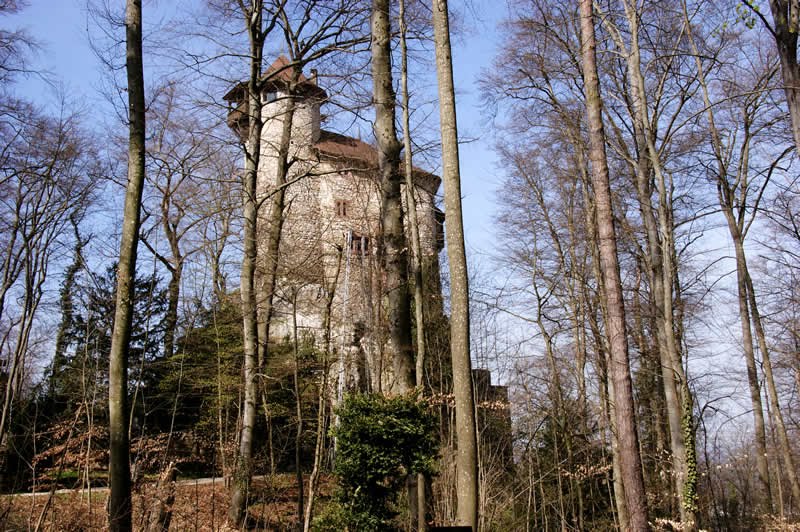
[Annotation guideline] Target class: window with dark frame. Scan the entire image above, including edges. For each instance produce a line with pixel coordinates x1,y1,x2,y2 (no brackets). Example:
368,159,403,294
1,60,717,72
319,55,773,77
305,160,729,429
350,233,369,254
335,199,349,218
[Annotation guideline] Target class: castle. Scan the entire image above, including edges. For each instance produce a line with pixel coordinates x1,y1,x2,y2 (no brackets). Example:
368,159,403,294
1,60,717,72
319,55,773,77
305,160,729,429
224,57,512,470
224,57,444,394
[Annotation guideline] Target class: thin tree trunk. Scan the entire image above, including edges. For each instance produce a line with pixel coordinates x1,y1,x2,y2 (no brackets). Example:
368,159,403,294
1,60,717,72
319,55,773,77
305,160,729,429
108,1,146,529
303,247,342,532
230,2,265,524
291,288,305,531
399,0,428,527
615,4,697,521
255,73,297,491
729,235,774,512
578,1,649,529
431,1,479,528
746,270,800,508
683,12,776,510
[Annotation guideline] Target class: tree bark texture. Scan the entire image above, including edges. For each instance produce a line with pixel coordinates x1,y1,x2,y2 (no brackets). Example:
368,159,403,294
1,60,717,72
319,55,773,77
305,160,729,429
728,234,773,512
108,1,145,529
371,0,415,394
432,0,479,528
770,0,800,155
578,1,649,529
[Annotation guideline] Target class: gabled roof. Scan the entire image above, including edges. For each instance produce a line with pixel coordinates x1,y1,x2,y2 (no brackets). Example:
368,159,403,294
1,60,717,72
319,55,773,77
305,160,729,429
315,130,378,166
314,130,441,195
264,55,310,84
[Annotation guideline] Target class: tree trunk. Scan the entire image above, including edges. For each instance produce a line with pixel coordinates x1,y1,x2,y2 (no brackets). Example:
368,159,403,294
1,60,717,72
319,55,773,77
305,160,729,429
291,288,305,531
769,0,800,156
108,1,146,529
746,270,800,508
371,0,415,395
431,1,479,528
618,3,697,521
399,0,429,527
145,462,177,532
372,3,418,525
727,234,774,512
303,247,342,532
230,1,264,525
684,11,777,510
255,75,296,485
578,1,649,529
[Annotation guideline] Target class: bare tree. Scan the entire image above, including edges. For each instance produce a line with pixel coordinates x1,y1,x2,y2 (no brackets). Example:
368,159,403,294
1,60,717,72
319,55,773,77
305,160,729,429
400,0,430,527
227,1,275,524
106,1,146,529
0,105,96,455
579,1,649,529
431,1,479,528
684,7,800,510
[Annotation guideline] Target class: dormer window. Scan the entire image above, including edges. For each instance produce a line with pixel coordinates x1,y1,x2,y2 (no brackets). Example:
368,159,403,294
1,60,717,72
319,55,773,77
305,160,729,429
335,199,349,218
265,90,277,103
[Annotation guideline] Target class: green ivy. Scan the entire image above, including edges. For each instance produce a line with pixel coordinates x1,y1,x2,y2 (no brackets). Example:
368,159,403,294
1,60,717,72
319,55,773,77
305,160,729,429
681,392,699,515
314,392,438,531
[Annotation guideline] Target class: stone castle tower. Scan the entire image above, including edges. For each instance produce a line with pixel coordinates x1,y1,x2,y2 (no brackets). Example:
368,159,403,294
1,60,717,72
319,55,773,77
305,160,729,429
225,57,444,393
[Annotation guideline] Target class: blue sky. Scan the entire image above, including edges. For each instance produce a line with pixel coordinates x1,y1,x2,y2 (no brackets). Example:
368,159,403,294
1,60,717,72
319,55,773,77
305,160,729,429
7,0,506,260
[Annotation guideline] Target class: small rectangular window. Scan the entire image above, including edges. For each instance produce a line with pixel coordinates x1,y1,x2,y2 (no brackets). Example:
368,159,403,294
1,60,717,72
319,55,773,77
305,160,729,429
265,90,277,103
335,199,349,218
350,233,369,254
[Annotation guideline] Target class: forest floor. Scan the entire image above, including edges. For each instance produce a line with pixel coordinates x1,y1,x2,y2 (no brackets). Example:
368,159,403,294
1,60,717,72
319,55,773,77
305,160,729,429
0,473,332,531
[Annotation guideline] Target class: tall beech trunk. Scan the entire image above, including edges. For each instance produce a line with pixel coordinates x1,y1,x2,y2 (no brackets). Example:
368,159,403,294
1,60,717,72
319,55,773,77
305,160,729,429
682,11,778,510
399,0,429,527
230,1,265,524
107,1,145,529
371,0,415,394
371,3,418,525
578,1,649,529
728,234,774,511
611,3,697,522
769,0,800,156
431,1,479,528
582,175,630,531
746,270,800,507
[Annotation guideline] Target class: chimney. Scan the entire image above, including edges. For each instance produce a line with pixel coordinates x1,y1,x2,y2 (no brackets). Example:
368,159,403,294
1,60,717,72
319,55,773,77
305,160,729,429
310,69,318,86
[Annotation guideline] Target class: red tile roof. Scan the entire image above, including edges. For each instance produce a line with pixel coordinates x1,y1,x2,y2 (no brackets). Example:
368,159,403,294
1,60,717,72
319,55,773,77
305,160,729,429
223,55,326,102
315,130,378,166
314,130,440,194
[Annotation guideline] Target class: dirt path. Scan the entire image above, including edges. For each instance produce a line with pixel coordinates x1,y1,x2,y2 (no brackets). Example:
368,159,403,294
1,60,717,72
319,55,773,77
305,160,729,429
5,474,239,498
